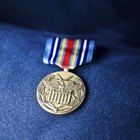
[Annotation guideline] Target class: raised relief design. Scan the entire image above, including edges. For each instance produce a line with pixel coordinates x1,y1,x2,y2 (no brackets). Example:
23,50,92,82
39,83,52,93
37,72,86,114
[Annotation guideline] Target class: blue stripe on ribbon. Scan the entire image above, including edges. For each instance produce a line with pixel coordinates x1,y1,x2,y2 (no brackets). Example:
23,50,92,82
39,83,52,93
43,38,54,64
86,41,95,62
48,37,56,64
56,38,63,64
83,40,89,64
53,38,61,64
76,39,84,66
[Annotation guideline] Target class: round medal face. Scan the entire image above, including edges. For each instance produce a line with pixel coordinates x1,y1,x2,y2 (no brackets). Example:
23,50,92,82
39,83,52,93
36,71,86,115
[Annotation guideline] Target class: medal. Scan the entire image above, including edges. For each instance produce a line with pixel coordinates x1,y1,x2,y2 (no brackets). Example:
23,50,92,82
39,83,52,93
37,37,95,115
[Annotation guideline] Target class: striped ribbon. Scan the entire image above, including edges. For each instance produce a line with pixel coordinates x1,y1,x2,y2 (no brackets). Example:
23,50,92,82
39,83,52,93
43,37,95,69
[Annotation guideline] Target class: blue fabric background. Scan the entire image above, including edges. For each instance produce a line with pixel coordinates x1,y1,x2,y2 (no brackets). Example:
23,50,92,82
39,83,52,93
0,0,140,140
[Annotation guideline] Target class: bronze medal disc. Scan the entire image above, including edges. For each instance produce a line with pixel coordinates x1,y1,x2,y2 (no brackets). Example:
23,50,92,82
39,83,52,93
36,71,86,115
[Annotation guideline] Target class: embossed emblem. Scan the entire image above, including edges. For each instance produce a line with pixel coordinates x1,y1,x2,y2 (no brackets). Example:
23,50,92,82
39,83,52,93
36,71,86,114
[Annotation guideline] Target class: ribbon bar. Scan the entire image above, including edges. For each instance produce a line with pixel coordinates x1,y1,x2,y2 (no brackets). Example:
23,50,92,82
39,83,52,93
43,37,95,69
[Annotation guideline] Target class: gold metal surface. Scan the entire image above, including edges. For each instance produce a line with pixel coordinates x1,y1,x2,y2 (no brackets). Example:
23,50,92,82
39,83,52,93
36,71,86,115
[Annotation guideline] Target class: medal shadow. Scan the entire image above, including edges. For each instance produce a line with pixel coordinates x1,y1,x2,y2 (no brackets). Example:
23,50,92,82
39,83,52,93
91,45,111,64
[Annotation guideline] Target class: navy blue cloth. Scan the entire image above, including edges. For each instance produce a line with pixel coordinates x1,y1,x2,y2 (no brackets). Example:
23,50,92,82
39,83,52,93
0,0,140,139
0,24,140,140
0,0,140,37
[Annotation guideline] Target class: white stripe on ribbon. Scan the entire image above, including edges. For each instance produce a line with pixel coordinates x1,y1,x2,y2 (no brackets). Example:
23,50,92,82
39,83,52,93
50,37,59,64
79,39,87,65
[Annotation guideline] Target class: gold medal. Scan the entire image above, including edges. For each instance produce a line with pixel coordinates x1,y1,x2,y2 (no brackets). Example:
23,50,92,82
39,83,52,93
37,70,86,115
37,37,95,114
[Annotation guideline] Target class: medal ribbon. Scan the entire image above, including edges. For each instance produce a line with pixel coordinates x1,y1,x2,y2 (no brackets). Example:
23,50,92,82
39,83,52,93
43,37,95,69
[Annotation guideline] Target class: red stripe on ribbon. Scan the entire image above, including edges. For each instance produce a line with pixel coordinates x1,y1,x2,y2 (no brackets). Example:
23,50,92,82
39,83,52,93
62,39,75,68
